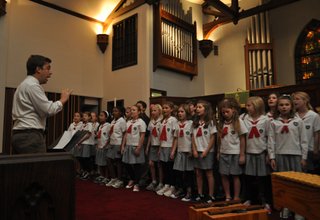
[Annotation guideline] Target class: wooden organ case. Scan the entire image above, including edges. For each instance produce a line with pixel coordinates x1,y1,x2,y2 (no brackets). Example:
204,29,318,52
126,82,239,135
153,0,198,79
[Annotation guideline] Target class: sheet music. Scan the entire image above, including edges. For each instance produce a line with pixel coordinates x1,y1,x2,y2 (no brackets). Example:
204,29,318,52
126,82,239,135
53,131,73,149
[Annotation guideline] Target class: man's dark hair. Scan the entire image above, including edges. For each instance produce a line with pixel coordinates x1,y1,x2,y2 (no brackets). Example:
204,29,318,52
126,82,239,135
27,55,51,75
136,100,147,109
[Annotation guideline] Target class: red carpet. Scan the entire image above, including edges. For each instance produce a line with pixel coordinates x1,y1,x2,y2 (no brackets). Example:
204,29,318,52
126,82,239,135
76,180,190,220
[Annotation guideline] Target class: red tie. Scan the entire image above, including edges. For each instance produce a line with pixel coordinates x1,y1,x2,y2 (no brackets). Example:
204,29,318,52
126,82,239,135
179,123,185,137
152,127,158,137
248,120,260,139
221,126,228,138
97,129,102,139
127,124,133,133
160,125,167,141
196,127,202,137
109,125,114,136
280,120,290,134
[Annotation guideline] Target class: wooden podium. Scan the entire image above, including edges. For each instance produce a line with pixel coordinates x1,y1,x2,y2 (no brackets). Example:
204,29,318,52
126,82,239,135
0,153,75,220
272,171,320,220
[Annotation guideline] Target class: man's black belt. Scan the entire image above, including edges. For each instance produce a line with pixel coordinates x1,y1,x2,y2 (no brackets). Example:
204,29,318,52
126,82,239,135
12,128,44,134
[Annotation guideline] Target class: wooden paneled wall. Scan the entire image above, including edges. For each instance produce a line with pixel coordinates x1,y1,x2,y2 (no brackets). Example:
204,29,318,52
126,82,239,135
250,83,320,111
150,82,320,114
150,94,225,114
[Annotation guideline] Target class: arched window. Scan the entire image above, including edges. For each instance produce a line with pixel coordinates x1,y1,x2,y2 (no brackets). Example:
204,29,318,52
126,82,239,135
295,19,320,84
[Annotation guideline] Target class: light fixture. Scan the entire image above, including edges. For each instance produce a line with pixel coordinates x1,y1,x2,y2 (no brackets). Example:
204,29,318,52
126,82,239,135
199,39,213,58
97,34,109,53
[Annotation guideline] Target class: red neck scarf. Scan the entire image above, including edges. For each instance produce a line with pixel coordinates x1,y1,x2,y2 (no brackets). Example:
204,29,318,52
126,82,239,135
221,126,228,138
109,124,114,136
196,121,205,137
151,121,158,137
280,119,290,134
221,120,232,138
152,127,158,137
160,119,168,141
248,120,260,139
127,120,136,134
179,122,186,137
96,124,105,139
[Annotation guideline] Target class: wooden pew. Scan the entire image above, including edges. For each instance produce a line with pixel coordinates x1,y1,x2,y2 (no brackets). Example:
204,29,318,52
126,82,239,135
189,200,244,220
272,171,320,220
201,208,268,220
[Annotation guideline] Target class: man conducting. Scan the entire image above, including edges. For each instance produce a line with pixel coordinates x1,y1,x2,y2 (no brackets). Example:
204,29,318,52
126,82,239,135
12,54,72,154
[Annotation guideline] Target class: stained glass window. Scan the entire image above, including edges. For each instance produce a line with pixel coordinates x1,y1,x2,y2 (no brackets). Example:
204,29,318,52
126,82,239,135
295,19,320,84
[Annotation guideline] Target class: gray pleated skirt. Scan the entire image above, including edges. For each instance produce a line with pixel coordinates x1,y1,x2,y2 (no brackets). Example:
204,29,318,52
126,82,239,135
275,154,302,172
72,145,82,157
159,147,172,162
90,144,96,156
106,144,122,159
81,144,92,158
173,152,194,171
122,145,145,164
95,148,107,166
194,152,214,170
245,152,270,176
149,145,160,162
219,154,243,175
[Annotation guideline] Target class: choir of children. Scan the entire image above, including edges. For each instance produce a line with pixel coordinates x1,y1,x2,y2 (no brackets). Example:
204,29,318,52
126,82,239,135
69,92,320,218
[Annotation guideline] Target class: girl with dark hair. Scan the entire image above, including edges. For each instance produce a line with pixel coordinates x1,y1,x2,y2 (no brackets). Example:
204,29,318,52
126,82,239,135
170,104,194,201
268,95,308,219
94,111,111,184
192,100,217,203
105,106,127,188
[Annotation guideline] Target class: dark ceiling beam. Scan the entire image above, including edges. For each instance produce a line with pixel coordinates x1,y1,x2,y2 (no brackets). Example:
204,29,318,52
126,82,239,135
230,0,239,23
103,0,126,29
204,0,235,18
203,0,301,39
103,0,146,31
202,7,225,17
238,0,300,19
30,0,104,24
230,0,239,12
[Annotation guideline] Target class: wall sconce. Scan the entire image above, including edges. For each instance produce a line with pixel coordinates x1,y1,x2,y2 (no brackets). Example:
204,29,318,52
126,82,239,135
199,39,213,58
97,34,109,53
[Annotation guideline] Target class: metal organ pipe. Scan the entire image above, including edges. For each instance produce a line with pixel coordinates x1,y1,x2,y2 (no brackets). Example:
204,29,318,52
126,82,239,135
160,0,195,63
248,10,274,89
